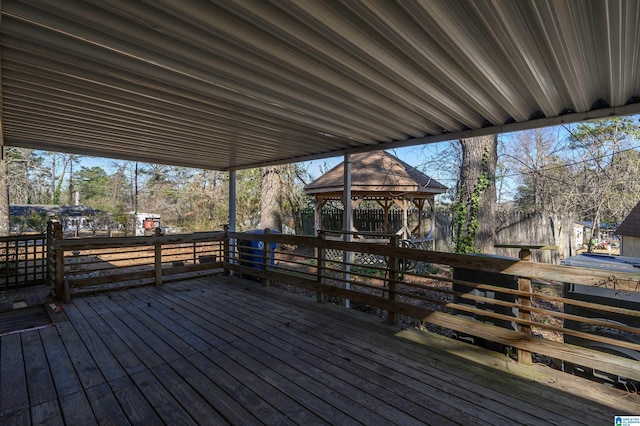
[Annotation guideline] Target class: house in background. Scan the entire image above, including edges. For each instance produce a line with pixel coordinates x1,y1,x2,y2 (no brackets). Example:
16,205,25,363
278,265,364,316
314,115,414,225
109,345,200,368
10,204,102,234
615,201,640,257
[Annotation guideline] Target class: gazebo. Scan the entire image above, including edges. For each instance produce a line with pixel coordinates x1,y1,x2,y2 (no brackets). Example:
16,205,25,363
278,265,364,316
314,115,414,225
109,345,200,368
304,151,447,242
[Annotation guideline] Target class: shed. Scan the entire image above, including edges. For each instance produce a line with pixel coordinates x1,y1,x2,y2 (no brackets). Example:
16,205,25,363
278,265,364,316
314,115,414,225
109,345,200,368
304,151,447,240
615,201,640,257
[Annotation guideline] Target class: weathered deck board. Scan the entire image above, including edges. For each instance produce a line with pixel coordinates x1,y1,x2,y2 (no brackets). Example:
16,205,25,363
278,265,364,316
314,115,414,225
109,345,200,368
38,326,83,398
59,390,97,426
239,294,561,422
62,299,128,382
108,375,161,424
241,281,630,423
0,333,29,418
67,297,146,376
31,399,63,426
1,276,640,425
85,382,130,426
55,321,106,390
21,330,56,406
185,281,543,424
200,345,329,425
168,356,262,425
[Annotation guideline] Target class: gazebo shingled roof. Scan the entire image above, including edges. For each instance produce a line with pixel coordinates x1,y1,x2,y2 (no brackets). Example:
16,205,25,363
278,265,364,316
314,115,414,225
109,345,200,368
304,151,447,198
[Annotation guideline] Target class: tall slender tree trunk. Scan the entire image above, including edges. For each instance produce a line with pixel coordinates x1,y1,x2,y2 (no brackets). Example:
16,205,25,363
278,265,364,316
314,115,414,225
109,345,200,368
260,165,283,232
454,135,498,254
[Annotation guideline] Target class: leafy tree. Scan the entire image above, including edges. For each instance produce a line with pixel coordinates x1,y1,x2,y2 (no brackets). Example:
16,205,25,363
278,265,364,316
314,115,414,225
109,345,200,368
75,166,111,209
180,170,228,232
48,152,78,204
236,168,262,230
280,163,314,233
26,212,49,233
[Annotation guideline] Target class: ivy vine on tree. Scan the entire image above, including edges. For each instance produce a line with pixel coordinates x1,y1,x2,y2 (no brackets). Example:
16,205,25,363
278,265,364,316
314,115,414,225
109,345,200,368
454,145,493,254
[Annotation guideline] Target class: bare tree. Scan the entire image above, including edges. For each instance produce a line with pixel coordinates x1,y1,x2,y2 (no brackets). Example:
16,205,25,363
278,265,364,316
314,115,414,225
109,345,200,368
567,117,640,249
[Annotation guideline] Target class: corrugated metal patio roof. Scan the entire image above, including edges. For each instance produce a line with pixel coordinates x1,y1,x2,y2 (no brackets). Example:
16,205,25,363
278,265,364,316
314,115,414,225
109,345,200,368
1,0,639,170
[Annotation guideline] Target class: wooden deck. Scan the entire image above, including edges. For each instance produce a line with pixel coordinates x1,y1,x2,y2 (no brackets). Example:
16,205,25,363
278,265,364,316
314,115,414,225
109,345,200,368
1,276,639,425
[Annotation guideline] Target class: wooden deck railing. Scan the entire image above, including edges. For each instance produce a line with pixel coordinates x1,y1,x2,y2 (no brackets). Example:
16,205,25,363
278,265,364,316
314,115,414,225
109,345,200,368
226,230,640,385
45,227,640,385
51,231,224,302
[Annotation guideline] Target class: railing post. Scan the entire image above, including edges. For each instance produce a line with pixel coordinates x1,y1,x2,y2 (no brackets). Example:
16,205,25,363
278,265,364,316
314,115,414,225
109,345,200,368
517,248,533,365
263,228,271,287
48,221,66,301
223,224,230,276
316,230,325,303
154,230,163,286
193,240,197,266
46,221,54,288
388,235,399,324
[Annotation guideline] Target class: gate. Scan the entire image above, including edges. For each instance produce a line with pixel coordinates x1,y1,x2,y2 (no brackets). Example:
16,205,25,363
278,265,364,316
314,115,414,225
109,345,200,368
0,234,47,290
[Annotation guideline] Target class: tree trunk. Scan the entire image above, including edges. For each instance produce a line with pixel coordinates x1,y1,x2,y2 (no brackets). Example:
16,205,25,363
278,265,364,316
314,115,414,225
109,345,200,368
0,154,9,236
587,210,600,253
259,165,283,232
455,135,498,254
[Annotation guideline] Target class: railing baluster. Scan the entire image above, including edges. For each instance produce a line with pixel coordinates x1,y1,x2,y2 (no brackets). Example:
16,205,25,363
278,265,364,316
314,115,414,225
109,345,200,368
387,235,399,325
317,230,325,303
263,228,271,287
223,225,231,276
154,236,163,287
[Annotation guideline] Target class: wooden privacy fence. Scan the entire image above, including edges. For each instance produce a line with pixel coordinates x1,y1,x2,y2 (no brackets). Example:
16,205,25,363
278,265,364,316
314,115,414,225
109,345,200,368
226,230,640,386
50,229,224,302
0,233,47,290
301,208,575,263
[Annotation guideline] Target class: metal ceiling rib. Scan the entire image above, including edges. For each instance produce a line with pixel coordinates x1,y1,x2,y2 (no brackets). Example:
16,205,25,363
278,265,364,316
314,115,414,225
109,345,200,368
1,0,639,171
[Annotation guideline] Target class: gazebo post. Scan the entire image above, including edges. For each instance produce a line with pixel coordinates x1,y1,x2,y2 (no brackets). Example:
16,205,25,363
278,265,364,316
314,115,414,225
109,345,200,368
376,199,392,234
393,199,410,240
413,199,425,238
427,197,436,250
227,169,237,269
313,198,327,235
343,154,352,309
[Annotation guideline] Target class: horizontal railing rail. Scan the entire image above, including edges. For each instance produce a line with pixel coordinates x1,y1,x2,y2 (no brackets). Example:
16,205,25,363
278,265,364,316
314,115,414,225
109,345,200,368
226,230,640,385
51,231,225,301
